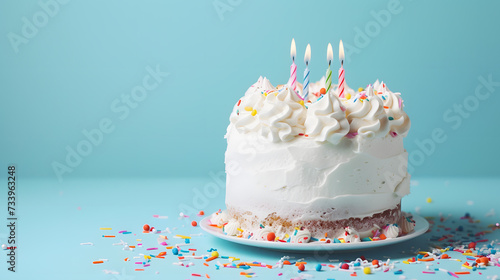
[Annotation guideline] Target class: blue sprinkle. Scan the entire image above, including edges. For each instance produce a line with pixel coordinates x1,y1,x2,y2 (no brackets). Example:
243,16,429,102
316,264,322,271
388,116,394,120
394,270,403,274
185,239,190,244
172,248,178,255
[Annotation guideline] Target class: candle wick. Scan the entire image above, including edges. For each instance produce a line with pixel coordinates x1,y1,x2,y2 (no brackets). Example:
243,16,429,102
293,56,295,62
329,60,331,67
306,61,308,66
341,60,344,67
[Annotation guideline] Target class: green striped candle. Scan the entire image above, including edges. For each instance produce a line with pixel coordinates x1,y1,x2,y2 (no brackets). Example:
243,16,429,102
325,43,333,93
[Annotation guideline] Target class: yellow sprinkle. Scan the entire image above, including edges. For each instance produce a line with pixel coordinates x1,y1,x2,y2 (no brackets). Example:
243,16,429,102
462,253,477,256
244,106,253,111
299,100,304,106
462,264,472,269
251,109,257,116
285,234,289,238
174,235,191,239
403,261,409,264
264,92,268,96
426,197,432,203
237,228,244,232
136,239,142,241
346,93,351,100
144,255,151,260
374,90,377,94
339,238,345,243
358,87,363,92
274,92,278,96
418,251,429,255
100,228,112,230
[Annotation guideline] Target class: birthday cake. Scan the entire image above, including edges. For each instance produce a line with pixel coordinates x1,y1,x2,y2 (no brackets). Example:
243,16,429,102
211,40,413,243
211,77,413,243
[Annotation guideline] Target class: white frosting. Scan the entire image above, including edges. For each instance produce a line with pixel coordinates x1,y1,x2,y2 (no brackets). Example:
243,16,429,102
304,91,349,144
344,86,390,139
230,80,306,143
210,211,229,226
398,213,415,234
382,224,400,239
223,219,240,236
373,80,411,137
291,228,311,243
229,77,410,143
338,227,361,243
226,130,410,223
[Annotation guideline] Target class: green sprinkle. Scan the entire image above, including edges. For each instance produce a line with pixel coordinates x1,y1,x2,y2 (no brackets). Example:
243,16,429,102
389,116,394,120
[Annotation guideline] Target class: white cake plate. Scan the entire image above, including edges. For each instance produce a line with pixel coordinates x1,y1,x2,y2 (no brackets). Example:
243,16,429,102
200,213,429,251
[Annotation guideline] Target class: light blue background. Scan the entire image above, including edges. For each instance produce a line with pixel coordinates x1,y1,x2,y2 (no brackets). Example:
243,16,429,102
1,0,499,180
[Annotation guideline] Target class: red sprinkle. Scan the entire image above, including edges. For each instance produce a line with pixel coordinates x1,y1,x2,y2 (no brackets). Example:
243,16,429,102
267,232,276,242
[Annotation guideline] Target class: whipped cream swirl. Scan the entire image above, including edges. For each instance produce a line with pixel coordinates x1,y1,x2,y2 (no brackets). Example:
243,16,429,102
229,77,410,143
344,86,390,138
305,91,349,144
230,77,306,142
337,227,361,243
223,219,240,236
382,224,400,239
398,213,415,234
291,228,311,243
373,80,411,137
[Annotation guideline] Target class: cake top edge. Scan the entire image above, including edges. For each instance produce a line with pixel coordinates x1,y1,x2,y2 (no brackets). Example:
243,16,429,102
227,76,410,144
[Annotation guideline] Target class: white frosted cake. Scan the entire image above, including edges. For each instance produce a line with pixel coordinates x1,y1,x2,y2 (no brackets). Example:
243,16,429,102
213,77,413,243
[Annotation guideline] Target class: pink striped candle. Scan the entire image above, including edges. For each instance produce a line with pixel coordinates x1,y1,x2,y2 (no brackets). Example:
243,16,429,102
288,38,297,91
338,40,345,98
